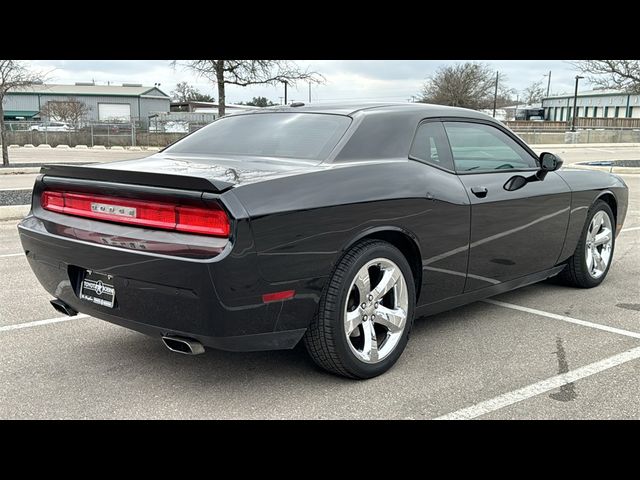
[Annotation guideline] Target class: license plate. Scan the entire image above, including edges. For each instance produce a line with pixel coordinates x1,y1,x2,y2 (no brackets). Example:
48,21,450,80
80,270,116,308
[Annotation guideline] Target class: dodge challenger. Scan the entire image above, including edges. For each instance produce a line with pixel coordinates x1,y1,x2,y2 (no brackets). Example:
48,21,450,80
18,103,629,378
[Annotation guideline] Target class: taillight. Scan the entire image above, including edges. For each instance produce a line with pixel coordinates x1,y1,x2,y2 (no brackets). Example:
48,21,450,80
41,190,230,237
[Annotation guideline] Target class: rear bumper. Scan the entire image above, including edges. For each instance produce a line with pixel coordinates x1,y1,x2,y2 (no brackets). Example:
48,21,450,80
18,214,319,351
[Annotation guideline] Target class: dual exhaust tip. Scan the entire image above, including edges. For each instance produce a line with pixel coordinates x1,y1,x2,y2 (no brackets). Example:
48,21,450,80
50,299,78,316
50,298,204,356
161,336,205,355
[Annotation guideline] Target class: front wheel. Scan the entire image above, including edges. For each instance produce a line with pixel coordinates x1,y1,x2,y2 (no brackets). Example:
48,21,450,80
557,200,615,288
304,239,416,379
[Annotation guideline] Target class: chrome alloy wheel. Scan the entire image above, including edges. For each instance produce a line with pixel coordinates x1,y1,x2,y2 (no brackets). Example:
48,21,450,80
343,258,409,364
585,210,613,279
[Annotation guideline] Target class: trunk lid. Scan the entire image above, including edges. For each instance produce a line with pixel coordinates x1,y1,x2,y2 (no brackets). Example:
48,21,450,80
40,153,326,193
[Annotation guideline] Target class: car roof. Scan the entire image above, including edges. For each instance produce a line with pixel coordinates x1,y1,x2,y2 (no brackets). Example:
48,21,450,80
233,102,496,121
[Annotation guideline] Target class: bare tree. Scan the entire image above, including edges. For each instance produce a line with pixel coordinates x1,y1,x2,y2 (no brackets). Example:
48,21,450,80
0,60,45,166
171,81,215,103
572,60,640,93
172,60,324,116
40,97,91,129
418,62,511,110
522,80,546,105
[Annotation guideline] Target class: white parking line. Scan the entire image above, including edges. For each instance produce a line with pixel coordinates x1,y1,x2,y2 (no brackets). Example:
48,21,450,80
0,253,23,258
483,299,640,340
0,314,89,333
621,226,640,233
435,345,640,419
586,148,616,153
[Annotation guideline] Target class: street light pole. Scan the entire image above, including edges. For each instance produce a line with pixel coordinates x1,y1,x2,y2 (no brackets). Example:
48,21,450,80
571,75,584,132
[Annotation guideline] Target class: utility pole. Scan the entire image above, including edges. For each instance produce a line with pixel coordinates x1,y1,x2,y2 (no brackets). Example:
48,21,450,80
545,71,552,98
308,82,311,103
571,75,584,132
492,71,499,118
283,80,288,105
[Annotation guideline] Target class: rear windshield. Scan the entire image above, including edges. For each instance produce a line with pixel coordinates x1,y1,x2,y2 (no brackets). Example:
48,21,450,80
164,112,351,161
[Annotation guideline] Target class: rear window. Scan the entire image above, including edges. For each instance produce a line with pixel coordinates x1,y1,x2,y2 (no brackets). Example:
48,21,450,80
164,112,351,161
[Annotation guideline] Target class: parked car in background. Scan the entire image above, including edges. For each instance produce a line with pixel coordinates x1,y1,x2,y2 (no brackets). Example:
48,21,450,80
30,122,72,132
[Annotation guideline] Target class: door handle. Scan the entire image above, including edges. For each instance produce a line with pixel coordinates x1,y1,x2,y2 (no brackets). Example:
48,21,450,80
471,186,488,198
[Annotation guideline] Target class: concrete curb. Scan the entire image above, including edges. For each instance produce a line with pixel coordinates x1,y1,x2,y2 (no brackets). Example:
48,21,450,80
0,204,29,221
2,144,162,151
531,143,640,149
0,167,41,175
564,165,640,174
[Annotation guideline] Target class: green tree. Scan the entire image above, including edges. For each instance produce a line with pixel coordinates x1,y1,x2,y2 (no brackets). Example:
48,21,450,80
241,96,277,107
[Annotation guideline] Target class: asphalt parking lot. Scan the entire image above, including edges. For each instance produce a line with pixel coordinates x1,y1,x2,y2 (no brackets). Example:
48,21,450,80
0,167,638,419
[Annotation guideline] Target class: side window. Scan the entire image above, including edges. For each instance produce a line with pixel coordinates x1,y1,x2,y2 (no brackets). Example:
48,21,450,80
443,122,539,172
409,121,454,171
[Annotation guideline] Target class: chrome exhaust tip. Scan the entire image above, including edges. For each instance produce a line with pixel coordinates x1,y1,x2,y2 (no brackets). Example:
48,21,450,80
50,299,78,317
161,336,205,355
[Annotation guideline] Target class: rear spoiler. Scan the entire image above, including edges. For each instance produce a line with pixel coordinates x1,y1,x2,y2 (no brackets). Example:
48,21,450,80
40,164,235,194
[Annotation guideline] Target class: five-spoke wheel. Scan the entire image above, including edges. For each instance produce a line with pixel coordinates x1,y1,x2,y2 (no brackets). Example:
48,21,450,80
584,210,613,279
558,199,615,288
344,258,408,364
304,240,416,379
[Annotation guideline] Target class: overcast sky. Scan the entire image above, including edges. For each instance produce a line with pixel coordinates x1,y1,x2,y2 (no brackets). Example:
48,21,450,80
28,60,588,104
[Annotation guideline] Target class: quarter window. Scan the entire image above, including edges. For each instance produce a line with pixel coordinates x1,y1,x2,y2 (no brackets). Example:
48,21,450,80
443,122,539,172
409,121,454,170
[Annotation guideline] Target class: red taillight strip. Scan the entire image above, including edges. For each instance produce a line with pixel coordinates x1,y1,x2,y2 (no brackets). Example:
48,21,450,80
41,190,230,237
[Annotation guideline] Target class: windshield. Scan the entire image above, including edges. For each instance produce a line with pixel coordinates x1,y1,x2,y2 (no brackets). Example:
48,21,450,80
164,112,351,161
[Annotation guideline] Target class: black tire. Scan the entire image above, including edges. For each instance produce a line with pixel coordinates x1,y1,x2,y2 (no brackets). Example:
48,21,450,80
303,239,416,379
557,200,615,288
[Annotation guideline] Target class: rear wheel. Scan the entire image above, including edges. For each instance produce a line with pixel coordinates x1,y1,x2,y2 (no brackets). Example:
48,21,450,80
304,240,416,379
557,200,615,288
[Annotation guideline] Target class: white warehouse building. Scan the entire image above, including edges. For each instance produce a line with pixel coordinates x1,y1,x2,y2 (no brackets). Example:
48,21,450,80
542,89,640,121
2,83,171,128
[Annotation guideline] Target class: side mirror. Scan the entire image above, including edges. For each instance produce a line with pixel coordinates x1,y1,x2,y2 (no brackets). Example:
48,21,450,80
539,152,563,172
504,175,528,191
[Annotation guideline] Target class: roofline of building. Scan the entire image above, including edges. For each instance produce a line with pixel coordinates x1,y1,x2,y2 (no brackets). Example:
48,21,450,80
543,91,636,101
8,86,170,99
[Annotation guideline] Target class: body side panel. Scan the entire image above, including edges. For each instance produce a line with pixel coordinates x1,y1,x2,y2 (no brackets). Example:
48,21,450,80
232,160,472,306
555,169,629,262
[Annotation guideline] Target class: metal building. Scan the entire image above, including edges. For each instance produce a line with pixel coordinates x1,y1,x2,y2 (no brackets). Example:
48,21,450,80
542,89,640,121
2,83,170,127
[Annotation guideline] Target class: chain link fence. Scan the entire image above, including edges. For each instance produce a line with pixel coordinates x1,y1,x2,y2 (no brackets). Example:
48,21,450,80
2,113,218,148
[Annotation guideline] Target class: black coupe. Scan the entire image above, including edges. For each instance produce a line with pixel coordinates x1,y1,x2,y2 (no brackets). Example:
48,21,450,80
18,103,629,378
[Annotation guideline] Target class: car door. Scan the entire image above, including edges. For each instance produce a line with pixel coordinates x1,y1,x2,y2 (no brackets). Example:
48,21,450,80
442,120,571,292
409,120,471,304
